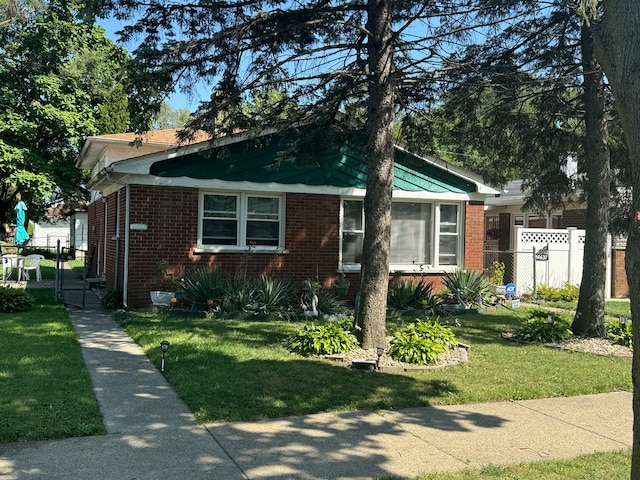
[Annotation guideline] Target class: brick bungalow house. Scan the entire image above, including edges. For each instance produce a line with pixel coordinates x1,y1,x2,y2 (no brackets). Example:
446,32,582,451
77,129,498,308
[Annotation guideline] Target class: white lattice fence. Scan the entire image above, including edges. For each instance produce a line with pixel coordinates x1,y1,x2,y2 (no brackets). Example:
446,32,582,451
513,227,609,296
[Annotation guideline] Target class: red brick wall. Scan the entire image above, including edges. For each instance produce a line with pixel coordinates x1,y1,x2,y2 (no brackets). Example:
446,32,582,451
121,188,344,307
464,201,485,271
611,248,629,298
93,186,485,307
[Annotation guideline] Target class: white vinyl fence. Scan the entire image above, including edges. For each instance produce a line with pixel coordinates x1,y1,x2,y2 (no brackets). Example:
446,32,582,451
512,227,611,298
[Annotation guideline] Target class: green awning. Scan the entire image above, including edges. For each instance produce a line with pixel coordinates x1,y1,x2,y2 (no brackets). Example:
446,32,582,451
149,136,476,194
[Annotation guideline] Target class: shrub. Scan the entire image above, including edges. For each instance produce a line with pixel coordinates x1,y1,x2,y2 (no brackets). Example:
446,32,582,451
536,284,579,302
488,261,505,285
442,269,490,308
388,319,458,365
607,318,633,348
100,288,123,310
387,279,438,310
287,318,359,355
514,310,573,343
0,286,34,312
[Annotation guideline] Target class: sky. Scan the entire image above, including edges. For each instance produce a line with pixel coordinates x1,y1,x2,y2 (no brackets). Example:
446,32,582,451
97,17,207,111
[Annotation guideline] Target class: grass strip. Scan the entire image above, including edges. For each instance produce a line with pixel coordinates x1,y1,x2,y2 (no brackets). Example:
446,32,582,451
0,289,104,442
399,448,631,479
122,308,631,424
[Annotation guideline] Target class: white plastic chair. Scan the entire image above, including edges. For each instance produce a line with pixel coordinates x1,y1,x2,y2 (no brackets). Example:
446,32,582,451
23,254,44,282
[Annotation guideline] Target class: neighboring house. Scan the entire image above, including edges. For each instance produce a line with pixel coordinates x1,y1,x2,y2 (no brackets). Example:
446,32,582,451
31,212,88,254
77,129,498,308
484,180,628,297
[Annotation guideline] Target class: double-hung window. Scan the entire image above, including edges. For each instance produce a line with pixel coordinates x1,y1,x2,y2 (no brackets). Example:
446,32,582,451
201,192,283,249
341,199,461,269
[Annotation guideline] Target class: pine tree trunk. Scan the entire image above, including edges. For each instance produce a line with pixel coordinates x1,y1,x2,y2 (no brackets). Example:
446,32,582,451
356,0,395,349
572,22,609,338
593,1,640,477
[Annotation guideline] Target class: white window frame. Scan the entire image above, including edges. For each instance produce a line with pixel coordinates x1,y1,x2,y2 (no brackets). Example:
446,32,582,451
339,198,463,272
198,191,285,252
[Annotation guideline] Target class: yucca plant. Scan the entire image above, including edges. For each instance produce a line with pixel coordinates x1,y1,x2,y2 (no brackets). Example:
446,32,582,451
387,279,439,310
442,269,490,308
220,276,257,314
254,275,296,319
182,267,230,310
316,290,346,315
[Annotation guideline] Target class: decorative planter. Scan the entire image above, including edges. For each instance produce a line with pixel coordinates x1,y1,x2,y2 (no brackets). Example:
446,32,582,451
491,285,506,296
150,291,175,306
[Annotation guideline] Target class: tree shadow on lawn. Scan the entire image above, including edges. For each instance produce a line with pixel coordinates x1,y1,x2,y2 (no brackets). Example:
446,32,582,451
157,343,462,424
449,312,525,346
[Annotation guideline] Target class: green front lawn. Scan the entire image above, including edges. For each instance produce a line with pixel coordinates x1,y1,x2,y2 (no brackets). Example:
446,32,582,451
121,308,632,424
0,289,104,442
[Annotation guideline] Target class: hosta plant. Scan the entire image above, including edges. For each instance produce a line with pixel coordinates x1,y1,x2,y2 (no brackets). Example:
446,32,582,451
514,310,572,343
287,318,359,355
607,318,633,348
388,319,458,365
0,286,34,312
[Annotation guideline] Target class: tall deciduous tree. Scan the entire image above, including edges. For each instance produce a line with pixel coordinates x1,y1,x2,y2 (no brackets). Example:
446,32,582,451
592,1,640,477
0,1,130,230
87,0,489,348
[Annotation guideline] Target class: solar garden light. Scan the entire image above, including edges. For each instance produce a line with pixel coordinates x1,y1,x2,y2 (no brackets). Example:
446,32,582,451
160,340,170,372
376,346,385,370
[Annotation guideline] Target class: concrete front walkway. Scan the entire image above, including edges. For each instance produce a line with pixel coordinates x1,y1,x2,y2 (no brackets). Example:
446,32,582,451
0,286,633,479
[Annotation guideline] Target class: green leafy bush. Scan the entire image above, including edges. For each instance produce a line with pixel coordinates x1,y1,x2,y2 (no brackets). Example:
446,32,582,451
287,318,359,355
442,269,490,308
100,288,123,310
488,261,506,285
536,284,580,302
514,310,573,343
607,318,633,347
387,279,439,310
388,319,458,365
0,286,34,312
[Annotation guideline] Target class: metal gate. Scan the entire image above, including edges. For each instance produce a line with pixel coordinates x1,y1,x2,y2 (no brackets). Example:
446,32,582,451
53,241,104,309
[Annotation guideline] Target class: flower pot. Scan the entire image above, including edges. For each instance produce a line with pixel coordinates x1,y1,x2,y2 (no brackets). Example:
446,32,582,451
150,291,175,306
335,286,349,296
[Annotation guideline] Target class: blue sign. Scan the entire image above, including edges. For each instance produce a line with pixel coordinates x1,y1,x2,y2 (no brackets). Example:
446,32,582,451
505,283,517,296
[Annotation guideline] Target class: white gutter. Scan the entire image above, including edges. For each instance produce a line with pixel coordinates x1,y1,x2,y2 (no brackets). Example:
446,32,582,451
105,168,131,308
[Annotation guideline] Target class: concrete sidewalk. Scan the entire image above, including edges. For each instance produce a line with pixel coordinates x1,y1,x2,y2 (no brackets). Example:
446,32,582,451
0,285,633,479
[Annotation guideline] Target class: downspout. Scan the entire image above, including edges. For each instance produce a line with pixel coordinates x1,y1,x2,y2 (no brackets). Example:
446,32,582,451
102,198,107,276
105,169,130,308
114,190,121,288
